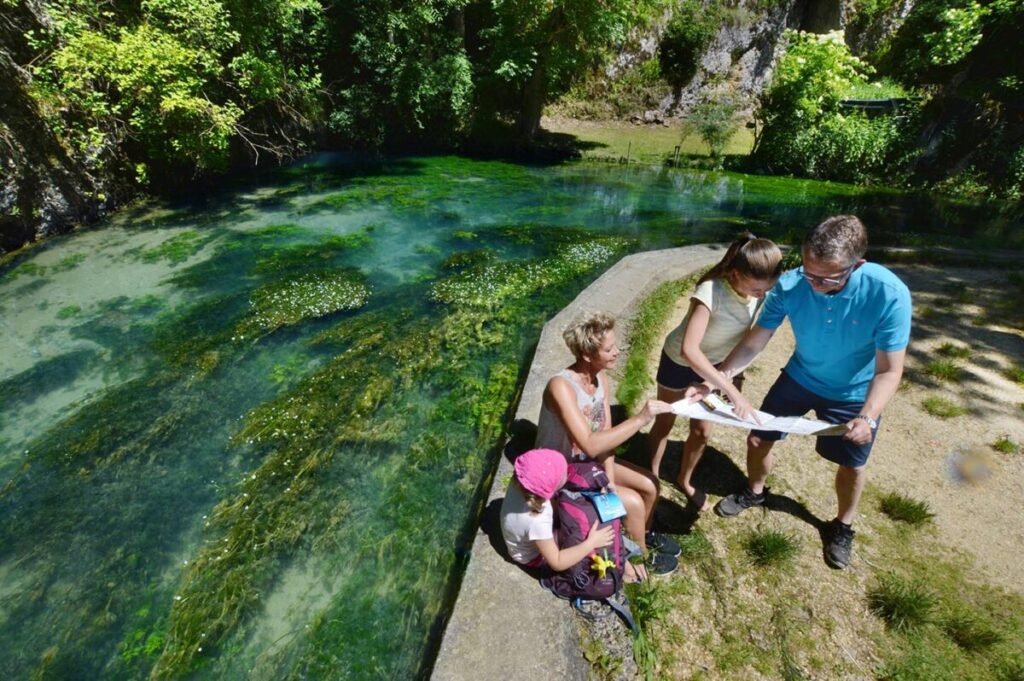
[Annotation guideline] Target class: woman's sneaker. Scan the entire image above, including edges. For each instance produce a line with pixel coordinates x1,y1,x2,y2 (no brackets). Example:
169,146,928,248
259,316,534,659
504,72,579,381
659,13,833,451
645,531,680,557
646,551,678,576
714,487,768,517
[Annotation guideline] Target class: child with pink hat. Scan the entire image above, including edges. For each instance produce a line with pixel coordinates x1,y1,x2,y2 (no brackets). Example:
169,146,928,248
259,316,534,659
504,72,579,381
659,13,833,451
500,448,614,569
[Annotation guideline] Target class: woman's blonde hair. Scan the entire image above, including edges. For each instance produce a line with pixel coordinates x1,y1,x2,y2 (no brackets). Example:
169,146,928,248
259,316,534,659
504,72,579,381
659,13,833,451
699,232,784,285
514,476,546,515
563,312,615,361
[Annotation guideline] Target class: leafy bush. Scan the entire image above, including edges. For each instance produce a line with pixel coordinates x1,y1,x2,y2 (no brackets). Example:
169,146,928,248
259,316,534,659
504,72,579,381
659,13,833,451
687,93,739,159
751,30,920,185
658,0,720,88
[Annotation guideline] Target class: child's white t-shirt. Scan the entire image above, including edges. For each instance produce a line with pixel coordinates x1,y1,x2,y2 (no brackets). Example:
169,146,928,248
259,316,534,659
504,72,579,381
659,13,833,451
662,278,760,367
500,480,554,565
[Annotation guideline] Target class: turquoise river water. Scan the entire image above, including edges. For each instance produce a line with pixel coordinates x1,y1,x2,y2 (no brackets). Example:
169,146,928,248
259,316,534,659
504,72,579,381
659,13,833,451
0,154,1019,679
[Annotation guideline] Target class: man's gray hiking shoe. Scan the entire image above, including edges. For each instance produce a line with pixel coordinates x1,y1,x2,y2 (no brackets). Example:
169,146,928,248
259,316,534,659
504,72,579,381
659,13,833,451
714,487,767,517
824,520,855,569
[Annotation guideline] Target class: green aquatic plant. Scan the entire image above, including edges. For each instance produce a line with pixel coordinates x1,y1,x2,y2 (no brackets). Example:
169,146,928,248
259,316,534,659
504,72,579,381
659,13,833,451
141,230,214,265
253,232,372,275
430,237,628,307
52,253,87,272
441,249,497,270
56,304,82,319
235,270,369,340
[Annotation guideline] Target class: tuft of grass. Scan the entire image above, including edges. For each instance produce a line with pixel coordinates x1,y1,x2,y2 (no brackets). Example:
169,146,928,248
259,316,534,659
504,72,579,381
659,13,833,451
677,529,715,561
743,528,800,567
992,435,1020,455
940,611,1002,651
867,573,935,631
936,342,971,359
879,492,934,525
1006,365,1024,385
922,396,966,418
924,359,962,382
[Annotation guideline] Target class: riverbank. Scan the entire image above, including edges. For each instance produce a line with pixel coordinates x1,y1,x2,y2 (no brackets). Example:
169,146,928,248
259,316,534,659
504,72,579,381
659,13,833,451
434,252,1024,680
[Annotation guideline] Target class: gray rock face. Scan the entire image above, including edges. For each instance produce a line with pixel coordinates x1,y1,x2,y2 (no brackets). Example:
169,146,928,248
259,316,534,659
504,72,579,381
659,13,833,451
0,1,130,254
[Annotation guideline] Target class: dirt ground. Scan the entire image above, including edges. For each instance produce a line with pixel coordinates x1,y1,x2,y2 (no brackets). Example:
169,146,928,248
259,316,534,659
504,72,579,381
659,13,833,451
649,263,1024,593
592,262,1024,680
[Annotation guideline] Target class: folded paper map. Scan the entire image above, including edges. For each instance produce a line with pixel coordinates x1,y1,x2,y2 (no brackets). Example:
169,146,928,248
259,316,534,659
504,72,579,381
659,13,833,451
671,395,848,436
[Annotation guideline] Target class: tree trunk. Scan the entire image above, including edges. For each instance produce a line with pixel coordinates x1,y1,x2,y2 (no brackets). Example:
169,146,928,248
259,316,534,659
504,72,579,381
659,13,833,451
517,61,547,142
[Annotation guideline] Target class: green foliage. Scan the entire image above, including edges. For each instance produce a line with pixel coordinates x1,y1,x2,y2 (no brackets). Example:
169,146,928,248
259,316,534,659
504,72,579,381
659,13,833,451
30,0,324,184
478,0,658,135
325,1,474,146
658,0,720,88
752,30,921,185
879,492,935,525
868,573,936,631
687,93,739,159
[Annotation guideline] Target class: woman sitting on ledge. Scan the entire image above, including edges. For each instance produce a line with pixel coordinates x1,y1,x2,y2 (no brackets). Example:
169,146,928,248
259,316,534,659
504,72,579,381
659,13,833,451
536,312,680,576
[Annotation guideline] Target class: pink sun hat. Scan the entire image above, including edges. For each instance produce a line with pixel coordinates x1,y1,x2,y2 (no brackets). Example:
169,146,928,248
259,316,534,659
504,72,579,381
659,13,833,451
514,448,568,500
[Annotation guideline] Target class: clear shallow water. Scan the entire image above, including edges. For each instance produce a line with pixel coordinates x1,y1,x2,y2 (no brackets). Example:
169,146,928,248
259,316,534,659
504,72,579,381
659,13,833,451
0,154,1019,679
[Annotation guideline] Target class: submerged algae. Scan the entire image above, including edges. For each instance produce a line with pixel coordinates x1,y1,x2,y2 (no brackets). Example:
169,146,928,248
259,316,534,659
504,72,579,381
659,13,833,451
149,230,624,677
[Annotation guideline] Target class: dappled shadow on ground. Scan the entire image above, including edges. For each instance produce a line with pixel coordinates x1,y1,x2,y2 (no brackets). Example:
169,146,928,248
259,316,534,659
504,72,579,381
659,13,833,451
889,263,1024,420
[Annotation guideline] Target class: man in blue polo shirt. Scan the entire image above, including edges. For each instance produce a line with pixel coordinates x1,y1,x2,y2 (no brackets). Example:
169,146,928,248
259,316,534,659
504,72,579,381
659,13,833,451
712,215,911,569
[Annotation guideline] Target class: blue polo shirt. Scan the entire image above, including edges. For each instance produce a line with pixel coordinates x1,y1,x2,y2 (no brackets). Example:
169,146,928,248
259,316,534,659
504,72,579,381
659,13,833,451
756,263,911,402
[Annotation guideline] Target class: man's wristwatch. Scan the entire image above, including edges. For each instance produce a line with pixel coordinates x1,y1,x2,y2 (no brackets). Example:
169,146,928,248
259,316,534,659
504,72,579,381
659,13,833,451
855,414,878,429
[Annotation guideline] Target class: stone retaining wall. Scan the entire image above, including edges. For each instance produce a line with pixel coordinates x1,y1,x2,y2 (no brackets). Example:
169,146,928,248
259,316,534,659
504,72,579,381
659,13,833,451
431,245,723,680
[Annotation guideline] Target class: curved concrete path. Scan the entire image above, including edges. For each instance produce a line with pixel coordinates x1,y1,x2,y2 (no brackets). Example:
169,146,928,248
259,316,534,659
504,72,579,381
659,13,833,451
432,245,723,680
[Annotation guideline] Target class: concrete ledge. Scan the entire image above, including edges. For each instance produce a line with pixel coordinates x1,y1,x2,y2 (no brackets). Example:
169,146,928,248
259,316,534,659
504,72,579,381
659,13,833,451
432,246,722,680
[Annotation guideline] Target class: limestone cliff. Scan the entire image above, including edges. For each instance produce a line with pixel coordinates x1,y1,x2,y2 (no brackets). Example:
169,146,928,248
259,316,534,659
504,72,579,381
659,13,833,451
0,1,131,254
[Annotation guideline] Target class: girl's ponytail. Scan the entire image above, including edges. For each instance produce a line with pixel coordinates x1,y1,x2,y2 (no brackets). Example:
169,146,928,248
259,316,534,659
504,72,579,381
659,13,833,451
699,231,783,285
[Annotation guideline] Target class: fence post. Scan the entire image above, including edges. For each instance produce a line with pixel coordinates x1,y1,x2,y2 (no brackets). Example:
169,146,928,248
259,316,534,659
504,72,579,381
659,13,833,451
673,145,681,168
625,141,632,165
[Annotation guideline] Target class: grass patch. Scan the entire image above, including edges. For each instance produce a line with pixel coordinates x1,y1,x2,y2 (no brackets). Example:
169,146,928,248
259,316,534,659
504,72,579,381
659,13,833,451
615,273,701,411
992,435,1020,454
1006,365,1024,385
936,342,971,359
677,529,715,561
743,528,800,567
921,396,967,418
879,492,934,525
939,610,1003,652
924,359,962,382
867,573,935,631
